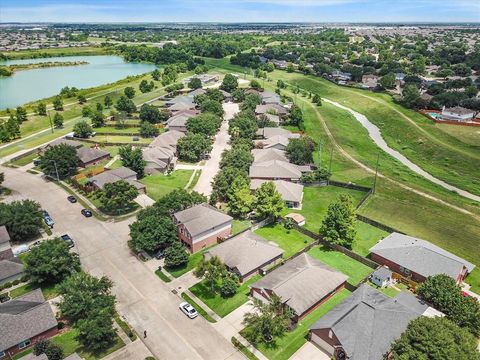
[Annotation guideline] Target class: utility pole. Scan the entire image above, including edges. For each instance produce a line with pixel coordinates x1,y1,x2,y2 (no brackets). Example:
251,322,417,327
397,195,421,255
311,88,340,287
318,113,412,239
318,140,323,168
373,152,380,194
328,146,333,173
51,160,59,181
47,110,54,134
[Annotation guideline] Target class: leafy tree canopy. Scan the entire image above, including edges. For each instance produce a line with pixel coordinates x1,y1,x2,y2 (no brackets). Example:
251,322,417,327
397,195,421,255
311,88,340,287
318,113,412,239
39,144,79,180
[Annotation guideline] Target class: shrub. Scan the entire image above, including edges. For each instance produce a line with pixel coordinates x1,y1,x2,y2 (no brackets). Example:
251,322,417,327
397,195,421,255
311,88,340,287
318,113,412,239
220,275,239,298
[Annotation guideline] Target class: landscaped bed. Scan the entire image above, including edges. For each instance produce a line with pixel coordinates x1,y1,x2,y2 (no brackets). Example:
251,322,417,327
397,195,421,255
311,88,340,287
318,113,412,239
140,170,194,201
254,223,314,259
189,275,261,318
307,245,374,285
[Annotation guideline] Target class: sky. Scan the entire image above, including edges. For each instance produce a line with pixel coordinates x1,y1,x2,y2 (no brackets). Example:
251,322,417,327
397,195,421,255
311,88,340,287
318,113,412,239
1,0,479,23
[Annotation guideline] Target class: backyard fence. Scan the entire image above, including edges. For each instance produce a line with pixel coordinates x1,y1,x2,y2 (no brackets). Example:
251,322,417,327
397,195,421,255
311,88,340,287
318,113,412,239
356,214,405,234
71,137,150,147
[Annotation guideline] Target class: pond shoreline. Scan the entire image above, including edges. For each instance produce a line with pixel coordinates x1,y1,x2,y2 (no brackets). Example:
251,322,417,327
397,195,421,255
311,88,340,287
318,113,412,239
0,61,89,77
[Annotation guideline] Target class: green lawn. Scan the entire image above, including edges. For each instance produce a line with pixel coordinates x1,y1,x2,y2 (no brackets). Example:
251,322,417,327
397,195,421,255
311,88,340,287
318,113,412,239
307,245,373,285
165,248,206,278
10,152,39,167
190,275,261,318
140,170,193,201
251,288,351,360
9,282,58,300
91,134,152,144
254,223,314,259
232,219,252,235
367,282,400,298
94,126,141,134
352,221,389,256
181,292,216,323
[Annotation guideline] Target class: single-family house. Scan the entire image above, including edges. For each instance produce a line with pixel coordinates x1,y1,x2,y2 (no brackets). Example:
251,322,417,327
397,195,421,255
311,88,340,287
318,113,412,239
77,146,110,168
395,72,406,84
250,179,304,209
149,130,185,150
251,148,288,163
271,59,288,70
204,231,284,281
260,91,281,105
143,146,176,174
370,266,393,288
255,135,290,151
164,96,195,107
187,88,207,98
89,166,146,194
39,138,83,155
172,203,233,253
183,74,219,86
331,70,352,82
309,284,426,360
362,74,379,88
257,113,281,126
369,232,475,284
167,101,197,113
255,127,299,140
249,160,306,182
166,113,196,133
255,104,288,117
251,253,348,322
0,259,24,286
0,289,58,358
0,226,13,261
441,106,475,122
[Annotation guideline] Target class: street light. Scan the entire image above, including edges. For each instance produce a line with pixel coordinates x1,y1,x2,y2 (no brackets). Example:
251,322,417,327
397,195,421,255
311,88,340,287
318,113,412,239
50,159,60,182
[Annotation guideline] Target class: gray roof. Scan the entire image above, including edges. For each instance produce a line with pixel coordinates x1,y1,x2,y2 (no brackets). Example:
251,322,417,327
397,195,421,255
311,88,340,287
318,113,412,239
165,96,195,106
167,113,194,129
256,127,298,139
251,148,288,163
77,146,110,164
372,266,392,281
255,104,288,115
255,135,290,149
0,260,24,282
393,291,429,316
150,130,185,149
64,354,83,360
0,226,10,244
109,166,137,179
173,203,233,240
0,289,58,351
369,232,475,279
310,284,421,360
249,160,302,180
167,102,196,112
44,138,83,149
260,113,281,124
205,231,284,277
90,167,144,191
250,180,303,203
251,253,348,315
443,106,475,116
187,88,207,98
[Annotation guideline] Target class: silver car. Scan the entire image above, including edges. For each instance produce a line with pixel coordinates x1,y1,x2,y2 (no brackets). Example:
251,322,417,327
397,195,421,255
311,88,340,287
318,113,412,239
179,302,198,319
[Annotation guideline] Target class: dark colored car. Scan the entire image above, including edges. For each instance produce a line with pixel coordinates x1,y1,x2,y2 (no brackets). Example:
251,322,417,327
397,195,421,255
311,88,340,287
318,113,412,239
33,159,41,166
155,249,166,260
60,234,75,248
81,209,92,217
67,195,77,203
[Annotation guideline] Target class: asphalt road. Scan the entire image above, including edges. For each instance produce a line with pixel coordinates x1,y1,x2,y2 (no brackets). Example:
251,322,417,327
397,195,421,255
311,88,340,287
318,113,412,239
1,166,242,360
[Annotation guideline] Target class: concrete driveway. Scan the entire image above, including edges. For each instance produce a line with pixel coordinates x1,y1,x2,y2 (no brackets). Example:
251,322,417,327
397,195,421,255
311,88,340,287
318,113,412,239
1,166,242,360
213,301,254,340
290,342,331,360
193,103,239,196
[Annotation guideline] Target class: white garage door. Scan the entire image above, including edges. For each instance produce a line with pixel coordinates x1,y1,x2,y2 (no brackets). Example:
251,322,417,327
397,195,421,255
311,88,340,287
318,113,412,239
311,333,334,356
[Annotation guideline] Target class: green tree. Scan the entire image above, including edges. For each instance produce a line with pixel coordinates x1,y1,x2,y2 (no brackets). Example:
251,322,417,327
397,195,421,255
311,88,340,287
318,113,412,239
402,84,421,108
6,114,20,139
312,94,322,106
0,199,43,241
90,110,106,128
16,106,28,122
124,86,136,99
104,95,113,108
380,73,396,89
200,99,224,118
288,104,303,128
52,96,64,111
53,112,64,128
320,194,357,248
194,255,227,291
73,120,93,138
164,241,189,268
115,95,136,115
96,102,103,112
119,145,146,177
24,238,80,284
44,343,64,360
151,189,206,216
220,275,239,298
391,317,480,360
129,215,176,252
37,102,47,116
188,77,202,90
221,73,238,92
219,147,253,173
254,181,285,220
227,176,254,219
139,104,162,123
151,69,161,81
229,110,258,139
140,122,159,137
211,167,248,204
177,133,212,162
186,113,221,136
139,79,152,93
240,93,262,111
242,295,292,344
97,180,139,214
286,136,315,165
250,79,262,90
77,94,87,104
82,105,93,118
39,143,79,179
232,88,245,102
76,311,117,352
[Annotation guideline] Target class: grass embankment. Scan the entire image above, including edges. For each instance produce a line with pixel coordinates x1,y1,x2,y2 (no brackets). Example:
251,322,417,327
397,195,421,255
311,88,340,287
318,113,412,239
1,46,110,60
140,170,194,201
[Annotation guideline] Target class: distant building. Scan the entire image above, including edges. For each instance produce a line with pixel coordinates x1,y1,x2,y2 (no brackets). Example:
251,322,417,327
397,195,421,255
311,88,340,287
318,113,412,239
362,74,379,88
249,160,307,182
255,104,288,117
271,59,288,69
441,106,475,122
182,74,219,86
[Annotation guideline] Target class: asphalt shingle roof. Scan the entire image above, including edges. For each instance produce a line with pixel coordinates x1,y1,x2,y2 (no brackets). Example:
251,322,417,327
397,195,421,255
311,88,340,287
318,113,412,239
77,147,109,164
0,260,24,282
250,180,303,203
249,160,302,180
251,148,288,163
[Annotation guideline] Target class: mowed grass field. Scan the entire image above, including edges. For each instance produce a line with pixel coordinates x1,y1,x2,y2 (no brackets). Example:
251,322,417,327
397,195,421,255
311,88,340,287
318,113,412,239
140,170,193,201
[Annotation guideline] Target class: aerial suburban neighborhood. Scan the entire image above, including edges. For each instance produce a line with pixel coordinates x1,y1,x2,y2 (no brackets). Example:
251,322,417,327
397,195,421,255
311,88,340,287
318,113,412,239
0,1,479,360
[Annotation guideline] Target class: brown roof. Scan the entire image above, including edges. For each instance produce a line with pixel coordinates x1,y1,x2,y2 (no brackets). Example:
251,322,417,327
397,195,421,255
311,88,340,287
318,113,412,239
77,147,110,164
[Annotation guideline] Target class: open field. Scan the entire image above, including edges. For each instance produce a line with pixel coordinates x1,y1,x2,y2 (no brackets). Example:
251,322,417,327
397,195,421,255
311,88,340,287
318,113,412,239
436,123,480,147
140,170,193,201
1,46,110,60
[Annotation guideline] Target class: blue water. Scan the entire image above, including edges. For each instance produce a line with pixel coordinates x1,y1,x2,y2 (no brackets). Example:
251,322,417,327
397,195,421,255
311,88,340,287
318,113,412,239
0,55,157,109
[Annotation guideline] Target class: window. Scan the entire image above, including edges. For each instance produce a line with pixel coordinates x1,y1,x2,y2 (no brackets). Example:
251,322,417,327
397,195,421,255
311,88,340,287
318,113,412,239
18,340,31,349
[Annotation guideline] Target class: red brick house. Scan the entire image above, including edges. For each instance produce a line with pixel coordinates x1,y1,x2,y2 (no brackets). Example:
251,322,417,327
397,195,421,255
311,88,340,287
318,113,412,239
172,203,233,253
369,233,475,284
250,253,347,322
0,289,58,358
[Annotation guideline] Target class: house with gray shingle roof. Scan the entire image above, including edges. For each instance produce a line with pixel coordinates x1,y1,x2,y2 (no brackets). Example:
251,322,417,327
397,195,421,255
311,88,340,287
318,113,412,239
0,259,24,285
250,253,347,322
89,167,145,193
250,180,304,209
369,232,475,283
251,148,288,163
76,146,110,168
205,231,284,281
249,160,306,182
173,203,233,253
0,289,58,358
309,284,423,360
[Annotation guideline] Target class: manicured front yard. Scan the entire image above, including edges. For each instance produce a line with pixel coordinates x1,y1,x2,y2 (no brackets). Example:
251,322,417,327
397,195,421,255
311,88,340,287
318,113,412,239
140,170,193,201
190,275,261,318
10,152,38,167
249,288,351,360
9,282,59,300
307,245,374,285
164,248,206,278
254,223,314,259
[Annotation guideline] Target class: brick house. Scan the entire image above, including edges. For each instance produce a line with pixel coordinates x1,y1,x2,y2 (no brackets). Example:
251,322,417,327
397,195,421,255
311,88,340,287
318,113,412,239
172,203,233,253
250,253,347,322
0,289,58,358
369,233,475,284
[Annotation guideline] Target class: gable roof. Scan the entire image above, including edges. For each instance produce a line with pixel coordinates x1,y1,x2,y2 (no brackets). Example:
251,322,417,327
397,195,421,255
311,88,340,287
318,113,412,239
0,289,58,351
0,260,24,282
249,160,302,180
205,231,284,277
252,148,288,163
43,138,83,150
76,147,109,164
250,180,303,203
310,284,421,360
187,88,207,98
89,167,144,191
167,102,196,112
442,106,474,116
255,104,288,115
173,203,233,240
256,127,299,139
252,253,347,315
150,130,185,149
369,233,475,279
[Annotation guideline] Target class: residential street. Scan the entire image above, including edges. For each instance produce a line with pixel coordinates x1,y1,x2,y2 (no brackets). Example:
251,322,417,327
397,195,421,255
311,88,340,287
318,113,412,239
193,102,238,196
1,166,243,360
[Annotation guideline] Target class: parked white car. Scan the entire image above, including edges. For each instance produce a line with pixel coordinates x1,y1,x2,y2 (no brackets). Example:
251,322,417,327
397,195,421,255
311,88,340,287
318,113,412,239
179,302,198,319
13,244,29,256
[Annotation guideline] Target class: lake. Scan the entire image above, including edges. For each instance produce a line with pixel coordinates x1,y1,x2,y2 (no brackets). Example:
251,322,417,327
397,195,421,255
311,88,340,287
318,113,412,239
0,55,157,109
